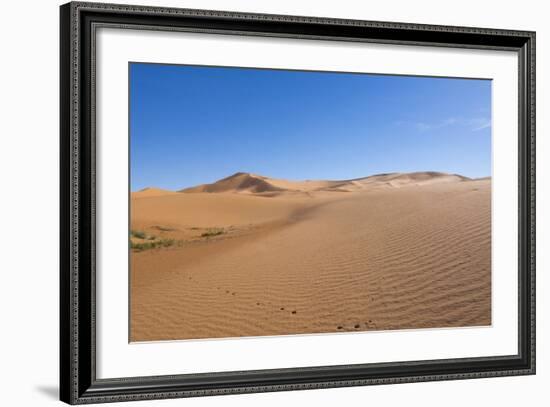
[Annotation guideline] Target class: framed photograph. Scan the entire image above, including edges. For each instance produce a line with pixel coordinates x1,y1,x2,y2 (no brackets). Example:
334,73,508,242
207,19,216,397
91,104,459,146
60,1,536,404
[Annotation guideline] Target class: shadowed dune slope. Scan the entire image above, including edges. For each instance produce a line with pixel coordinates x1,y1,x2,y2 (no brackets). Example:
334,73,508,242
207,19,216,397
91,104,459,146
131,173,491,341
180,172,286,194
179,171,471,195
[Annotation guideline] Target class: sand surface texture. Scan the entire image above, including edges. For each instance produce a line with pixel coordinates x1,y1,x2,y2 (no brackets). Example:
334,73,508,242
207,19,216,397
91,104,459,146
130,172,491,341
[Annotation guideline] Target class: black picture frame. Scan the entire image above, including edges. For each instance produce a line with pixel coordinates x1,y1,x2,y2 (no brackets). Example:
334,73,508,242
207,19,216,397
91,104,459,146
60,2,536,404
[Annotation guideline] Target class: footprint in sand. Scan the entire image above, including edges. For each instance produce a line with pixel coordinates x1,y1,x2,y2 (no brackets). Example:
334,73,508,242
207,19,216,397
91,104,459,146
365,320,378,329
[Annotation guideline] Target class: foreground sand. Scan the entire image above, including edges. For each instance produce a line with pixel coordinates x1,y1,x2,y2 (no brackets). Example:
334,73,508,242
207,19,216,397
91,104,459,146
130,173,491,341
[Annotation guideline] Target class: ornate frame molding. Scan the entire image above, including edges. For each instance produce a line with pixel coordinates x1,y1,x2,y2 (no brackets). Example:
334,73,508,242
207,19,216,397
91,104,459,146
60,2,535,404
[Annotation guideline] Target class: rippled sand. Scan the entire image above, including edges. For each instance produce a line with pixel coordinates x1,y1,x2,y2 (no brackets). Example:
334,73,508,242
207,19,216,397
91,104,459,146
130,173,491,341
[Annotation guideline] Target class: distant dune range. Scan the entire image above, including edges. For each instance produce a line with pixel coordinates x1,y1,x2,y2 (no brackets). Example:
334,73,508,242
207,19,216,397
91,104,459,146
130,171,491,341
176,171,470,194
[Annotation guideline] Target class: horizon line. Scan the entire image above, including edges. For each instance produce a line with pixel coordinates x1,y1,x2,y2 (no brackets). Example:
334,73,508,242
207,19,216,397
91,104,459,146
131,170,492,193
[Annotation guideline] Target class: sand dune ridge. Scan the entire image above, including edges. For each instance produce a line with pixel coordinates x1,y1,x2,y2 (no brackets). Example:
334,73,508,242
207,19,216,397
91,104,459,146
178,171,472,195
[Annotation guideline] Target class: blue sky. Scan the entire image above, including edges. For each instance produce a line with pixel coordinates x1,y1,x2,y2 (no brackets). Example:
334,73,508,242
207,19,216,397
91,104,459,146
130,63,491,191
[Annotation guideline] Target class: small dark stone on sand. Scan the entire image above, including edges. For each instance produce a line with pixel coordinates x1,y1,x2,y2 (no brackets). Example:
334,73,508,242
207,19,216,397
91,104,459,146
337,326,343,330
280,307,285,311
354,324,360,329
291,310,297,314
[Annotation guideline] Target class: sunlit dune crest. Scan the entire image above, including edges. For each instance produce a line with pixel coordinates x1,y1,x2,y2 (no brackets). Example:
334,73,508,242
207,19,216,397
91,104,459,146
131,187,177,198
177,171,473,195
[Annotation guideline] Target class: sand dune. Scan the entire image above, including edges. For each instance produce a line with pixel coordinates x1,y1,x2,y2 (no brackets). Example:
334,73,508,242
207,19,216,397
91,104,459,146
130,172,491,341
180,172,286,194
132,187,177,198
179,171,470,195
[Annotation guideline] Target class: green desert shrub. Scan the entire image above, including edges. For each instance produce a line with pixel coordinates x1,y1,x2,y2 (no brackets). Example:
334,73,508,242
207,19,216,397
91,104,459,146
130,230,147,239
153,225,176,232
131,238,177,252
200,228,225,238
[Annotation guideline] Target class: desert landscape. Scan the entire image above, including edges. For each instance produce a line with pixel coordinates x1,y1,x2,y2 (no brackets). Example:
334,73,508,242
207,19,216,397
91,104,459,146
130,171,491,342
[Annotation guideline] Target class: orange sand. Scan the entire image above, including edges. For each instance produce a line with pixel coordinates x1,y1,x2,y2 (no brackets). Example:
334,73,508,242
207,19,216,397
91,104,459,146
130,172,491,341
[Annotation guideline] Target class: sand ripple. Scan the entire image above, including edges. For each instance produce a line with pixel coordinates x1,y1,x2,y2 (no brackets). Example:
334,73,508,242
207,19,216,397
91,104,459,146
131,178,491,341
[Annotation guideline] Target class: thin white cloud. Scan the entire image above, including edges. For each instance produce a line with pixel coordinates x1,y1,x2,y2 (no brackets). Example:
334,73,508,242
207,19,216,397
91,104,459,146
469,118,492,131
415,122,432,132
412,117,458,132
396,117,491,133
